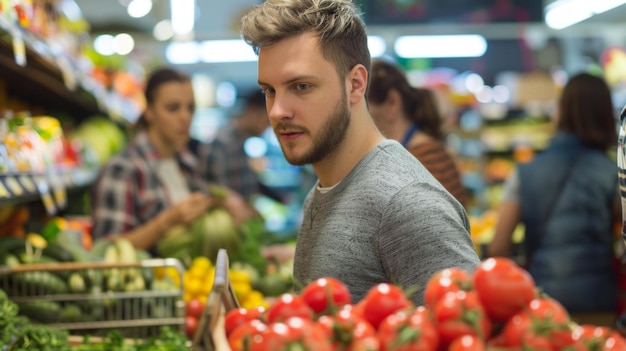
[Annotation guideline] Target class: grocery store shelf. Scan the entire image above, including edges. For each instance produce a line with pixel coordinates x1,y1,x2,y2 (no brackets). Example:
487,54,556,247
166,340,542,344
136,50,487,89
0,168,97,207
0,33,100,121
0,15,138,123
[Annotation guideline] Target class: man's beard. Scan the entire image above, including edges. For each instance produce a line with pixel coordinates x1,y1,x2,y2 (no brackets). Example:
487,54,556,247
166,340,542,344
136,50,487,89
280,91,350,166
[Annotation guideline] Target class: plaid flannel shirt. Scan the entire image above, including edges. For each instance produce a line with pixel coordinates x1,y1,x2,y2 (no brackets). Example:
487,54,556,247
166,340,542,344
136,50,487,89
91,131,207,240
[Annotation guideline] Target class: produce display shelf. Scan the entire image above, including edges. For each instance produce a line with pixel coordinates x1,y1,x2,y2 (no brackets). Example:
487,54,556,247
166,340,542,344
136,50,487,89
0,258,187,339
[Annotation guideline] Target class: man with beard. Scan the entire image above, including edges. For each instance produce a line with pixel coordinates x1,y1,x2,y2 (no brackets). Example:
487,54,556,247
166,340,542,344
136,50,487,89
241,0,480,306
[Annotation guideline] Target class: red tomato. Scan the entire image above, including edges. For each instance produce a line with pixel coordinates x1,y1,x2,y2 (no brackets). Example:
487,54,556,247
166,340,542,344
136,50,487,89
424,267,473,307
224,307,265,337
317,307,377,350
472,257,536,322
571,324,611,350
521,326,555,351
257,317,333,351
449,335,486,351
185,315,199,338
185,299,205,319
301,277,352,315
571,325,626,351
266,293,313,324
604,330,626,351
501,296,572,349
527,297,573,349
433,290,491,350
378,307,439,351
228,319,268,351
566,340,590,351
360,283,414,329
350,335,380,351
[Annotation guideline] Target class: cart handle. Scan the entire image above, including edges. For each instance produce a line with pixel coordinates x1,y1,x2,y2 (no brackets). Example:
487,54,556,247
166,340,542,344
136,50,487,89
0,258,185,274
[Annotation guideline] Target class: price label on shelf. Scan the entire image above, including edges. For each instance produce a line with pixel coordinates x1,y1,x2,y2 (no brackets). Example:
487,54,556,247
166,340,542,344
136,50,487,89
0,181,9,198
47,173,67,209
10,27,26,67
4,176,23,196
56,56,77,91
34,175,57,215
18,175,36,193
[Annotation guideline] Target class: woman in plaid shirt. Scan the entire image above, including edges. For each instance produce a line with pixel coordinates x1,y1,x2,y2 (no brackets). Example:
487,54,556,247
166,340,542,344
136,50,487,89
91,68,255,252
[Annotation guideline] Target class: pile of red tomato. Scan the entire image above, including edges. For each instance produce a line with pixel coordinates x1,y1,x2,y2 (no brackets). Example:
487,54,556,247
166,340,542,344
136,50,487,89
185,298,205,338
223,257,626,350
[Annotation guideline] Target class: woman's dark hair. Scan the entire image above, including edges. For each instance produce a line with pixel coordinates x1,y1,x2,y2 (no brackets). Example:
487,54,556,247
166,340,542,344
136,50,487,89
135,67,191,129
368,59,444,140
558,72,617,150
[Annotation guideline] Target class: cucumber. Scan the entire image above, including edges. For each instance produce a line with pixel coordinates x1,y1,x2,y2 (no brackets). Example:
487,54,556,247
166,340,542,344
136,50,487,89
12,270,69,295
16,300,62,323
60,303,83,322
8,242,74,263
78,285,105,320
41,242,75,262
82,268,103,290
142,266,155,290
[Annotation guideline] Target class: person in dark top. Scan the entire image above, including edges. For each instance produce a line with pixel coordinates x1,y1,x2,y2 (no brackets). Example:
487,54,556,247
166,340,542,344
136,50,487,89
488,72,620,318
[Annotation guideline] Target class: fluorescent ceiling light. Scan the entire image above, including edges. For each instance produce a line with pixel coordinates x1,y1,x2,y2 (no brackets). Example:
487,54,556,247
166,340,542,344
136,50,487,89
395,35,487,58
545,0,626,30
127,0,152,18
170,0,195,35
198,35,387,63
166,41,201,64
153,20,173,41
114,33,135,55
368,36,386,58
201,40,258,63
94,34,115,56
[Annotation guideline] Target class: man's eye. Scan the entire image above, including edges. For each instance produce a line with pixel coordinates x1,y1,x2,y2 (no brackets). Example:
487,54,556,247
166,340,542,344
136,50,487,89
262,87,275,96
294,83,309,91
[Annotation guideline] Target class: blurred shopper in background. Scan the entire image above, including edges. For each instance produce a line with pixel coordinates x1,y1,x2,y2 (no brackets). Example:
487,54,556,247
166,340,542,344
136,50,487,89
368,59,469,208
487,72,620,321
91,67,256,253
193,89,283,203
241,0,480,306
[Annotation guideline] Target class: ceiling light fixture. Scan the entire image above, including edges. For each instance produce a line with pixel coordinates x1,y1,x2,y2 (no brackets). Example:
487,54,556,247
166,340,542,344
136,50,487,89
114,33,135,55
170,0,195,35
166,41,201,64
153,20,173,41
127,0,152,19
367,36,387,58
394,35,488,58
201,40,258,63
545,0,626,29
94,34,115,56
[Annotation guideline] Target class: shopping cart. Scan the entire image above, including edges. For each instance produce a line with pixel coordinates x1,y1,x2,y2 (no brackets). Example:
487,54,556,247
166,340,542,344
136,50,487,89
192,248,240,351
0,258,186,339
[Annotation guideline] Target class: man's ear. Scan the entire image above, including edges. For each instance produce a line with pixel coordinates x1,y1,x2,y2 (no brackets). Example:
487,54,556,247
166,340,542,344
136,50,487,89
347,64,368,105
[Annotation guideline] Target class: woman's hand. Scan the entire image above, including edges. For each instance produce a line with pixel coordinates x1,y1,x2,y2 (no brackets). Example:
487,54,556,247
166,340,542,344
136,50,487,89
221,188,260,226
170,192,214,226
